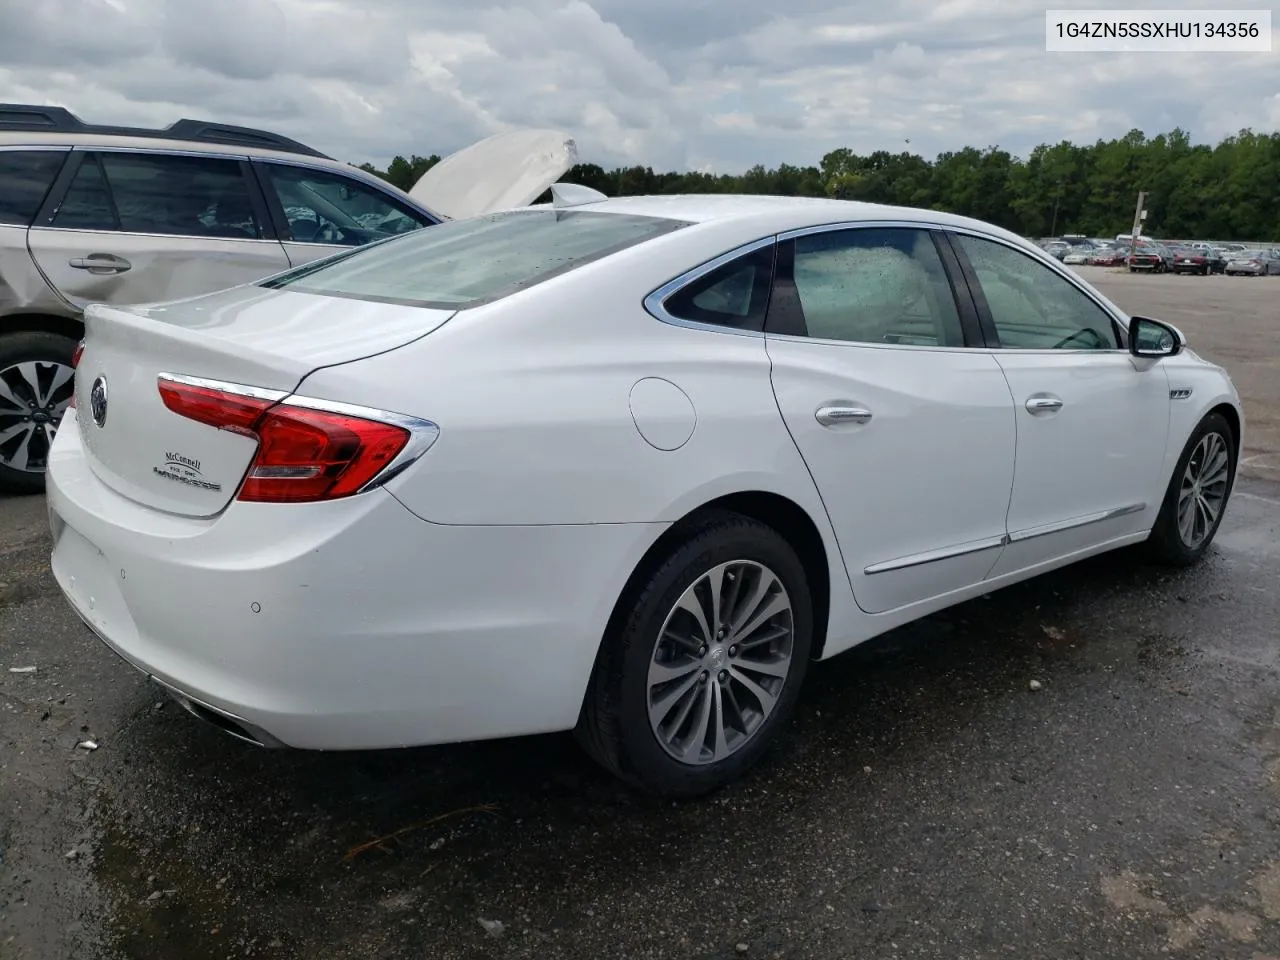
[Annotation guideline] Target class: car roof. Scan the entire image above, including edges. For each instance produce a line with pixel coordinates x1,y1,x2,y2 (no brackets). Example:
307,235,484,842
571,194,1032,246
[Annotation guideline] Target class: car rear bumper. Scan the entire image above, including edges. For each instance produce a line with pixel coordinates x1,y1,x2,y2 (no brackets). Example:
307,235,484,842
46,409,665,750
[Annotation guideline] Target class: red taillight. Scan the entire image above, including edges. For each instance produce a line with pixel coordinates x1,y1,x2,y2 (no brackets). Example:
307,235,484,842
158,379,272,434
68,339,86,409
158,379,413,503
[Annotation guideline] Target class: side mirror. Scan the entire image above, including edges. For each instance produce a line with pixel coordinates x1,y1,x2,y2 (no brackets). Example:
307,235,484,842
1129,316,1183,358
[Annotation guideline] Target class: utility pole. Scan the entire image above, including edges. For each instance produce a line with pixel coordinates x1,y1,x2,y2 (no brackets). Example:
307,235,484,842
1129,191,1147,262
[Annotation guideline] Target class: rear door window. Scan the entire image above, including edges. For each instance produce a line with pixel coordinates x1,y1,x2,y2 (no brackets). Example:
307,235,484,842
0,151,66,226
768,227,966,347
53,152,263,238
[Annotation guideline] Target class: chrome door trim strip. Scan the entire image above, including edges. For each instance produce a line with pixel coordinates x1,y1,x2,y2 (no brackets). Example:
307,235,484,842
1007,502,1146,543
864,534,1007,575
863,501,1147,575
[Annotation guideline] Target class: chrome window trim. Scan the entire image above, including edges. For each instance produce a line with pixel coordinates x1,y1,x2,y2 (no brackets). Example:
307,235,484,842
0,144,73,152
156,373,440,493
643,216,1131,348
776,218,953,241
642,236,776,339
76,144,251,161
29,225,284,245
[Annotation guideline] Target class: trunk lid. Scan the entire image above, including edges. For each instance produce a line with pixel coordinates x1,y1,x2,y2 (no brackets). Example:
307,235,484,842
74,284,454,517
408,129,577,220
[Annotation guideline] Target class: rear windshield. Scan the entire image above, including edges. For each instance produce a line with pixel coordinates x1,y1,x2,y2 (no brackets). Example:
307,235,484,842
261,209,687,308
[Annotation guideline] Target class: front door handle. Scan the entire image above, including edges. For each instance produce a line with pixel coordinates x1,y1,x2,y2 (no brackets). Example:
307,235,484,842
815,404,873,426
1025,395,1064,414
68,254,132,274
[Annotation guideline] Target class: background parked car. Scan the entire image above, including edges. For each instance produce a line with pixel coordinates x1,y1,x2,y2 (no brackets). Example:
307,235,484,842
1225,250,1280,276
1204,248,1230,273
1087,245,1127,266
1128,247,1166,272
1171,247,1212,275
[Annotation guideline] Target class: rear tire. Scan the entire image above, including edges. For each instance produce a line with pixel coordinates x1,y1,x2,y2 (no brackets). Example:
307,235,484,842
577,511,813,797
0,331,79,495
1146,412,1236,566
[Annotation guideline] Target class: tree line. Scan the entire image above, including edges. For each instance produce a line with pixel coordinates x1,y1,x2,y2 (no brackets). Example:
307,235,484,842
358,127,1280,241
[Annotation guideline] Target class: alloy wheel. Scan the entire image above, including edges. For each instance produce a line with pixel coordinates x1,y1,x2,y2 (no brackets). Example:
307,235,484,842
1177,431,1230,549
0,360,74,474
647,560,794,765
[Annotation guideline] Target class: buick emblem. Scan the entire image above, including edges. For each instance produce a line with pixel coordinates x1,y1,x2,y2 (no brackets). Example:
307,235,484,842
89,376,108,428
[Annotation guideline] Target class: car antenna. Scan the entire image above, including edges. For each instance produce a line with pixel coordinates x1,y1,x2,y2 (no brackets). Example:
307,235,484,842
551,183,608,209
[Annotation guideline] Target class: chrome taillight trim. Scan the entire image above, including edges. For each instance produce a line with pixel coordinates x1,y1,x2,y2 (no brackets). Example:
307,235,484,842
158,372,289,404
279,393,440,492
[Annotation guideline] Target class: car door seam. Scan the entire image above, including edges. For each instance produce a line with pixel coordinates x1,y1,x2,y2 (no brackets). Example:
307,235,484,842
761,333,865,614
986,351,1020,579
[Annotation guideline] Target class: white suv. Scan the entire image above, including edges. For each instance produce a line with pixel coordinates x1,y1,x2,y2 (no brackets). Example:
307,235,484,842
0,104,573,492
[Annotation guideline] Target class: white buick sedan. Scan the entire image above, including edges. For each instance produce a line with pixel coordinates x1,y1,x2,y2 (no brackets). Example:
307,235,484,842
48,192,1242,796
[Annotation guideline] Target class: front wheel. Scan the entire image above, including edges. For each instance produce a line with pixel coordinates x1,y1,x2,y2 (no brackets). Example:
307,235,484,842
1146,412,1236,566
577,512,813,796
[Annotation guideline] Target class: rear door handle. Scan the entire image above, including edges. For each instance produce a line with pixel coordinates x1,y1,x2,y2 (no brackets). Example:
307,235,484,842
68,254,132,274
815,404,873,426
1025,395,1064,414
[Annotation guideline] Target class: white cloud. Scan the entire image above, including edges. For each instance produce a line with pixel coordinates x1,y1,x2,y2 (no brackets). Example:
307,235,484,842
0,0,1275,172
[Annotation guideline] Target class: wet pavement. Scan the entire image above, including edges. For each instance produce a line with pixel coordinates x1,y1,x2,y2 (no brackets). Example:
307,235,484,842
4,477,1280,959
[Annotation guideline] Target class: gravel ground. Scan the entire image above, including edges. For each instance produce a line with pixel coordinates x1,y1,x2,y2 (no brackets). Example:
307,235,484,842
3,272,1279,959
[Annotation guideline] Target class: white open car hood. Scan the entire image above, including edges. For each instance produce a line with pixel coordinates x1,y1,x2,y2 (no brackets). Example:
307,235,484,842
409,129,578,220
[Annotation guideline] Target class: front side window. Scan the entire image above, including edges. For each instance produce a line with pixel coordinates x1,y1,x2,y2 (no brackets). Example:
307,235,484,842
955,233,1121,350
263,165,431,247
772,227,964,347
660,245,775,331
53,152,262,238
0,151,66,226
262,209,686,309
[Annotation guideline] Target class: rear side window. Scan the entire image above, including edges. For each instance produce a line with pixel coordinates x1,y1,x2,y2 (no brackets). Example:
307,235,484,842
0,151,65,226
53,152,262,239
53,155,116,230
660,245,775,331
262,209,686,308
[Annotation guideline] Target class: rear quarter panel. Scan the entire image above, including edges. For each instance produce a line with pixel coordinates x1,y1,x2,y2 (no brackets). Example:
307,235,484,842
295,225,830,529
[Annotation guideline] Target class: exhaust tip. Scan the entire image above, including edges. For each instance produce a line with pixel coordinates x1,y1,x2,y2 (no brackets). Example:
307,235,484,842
151,678,285,749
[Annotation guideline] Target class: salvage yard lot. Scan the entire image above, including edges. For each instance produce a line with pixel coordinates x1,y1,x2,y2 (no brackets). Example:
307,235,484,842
3,272,1280,960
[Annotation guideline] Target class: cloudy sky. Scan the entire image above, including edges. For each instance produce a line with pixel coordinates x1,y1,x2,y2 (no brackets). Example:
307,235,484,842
0,0,1276,172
